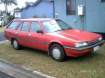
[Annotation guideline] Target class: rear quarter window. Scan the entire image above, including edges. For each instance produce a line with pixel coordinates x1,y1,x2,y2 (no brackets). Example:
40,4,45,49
8,21,19,30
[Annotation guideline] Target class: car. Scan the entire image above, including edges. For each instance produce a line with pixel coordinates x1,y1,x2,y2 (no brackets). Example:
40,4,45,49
4,18,105,61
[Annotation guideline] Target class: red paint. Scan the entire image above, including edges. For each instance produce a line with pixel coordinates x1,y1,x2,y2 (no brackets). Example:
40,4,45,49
5,18,104,57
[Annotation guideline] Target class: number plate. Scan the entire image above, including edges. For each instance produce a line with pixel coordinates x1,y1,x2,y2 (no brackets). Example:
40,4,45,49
94,46,100,52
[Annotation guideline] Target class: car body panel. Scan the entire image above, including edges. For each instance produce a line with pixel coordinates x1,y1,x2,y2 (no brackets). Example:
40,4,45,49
4,18,104,57
58,29,100,42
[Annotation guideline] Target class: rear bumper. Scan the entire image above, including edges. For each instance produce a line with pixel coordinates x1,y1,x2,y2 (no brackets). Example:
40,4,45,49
64,40,105,57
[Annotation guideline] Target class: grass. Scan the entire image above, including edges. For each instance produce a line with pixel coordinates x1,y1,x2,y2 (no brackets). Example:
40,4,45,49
0,27,5,32
0,42,105,78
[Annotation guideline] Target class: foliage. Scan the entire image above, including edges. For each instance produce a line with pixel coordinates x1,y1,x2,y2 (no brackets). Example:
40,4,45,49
0,0,17,5
7,15,15,22
0,0,17,13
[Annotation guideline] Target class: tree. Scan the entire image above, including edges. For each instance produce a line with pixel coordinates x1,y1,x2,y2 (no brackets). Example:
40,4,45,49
0,0,17,25
0,0,17,14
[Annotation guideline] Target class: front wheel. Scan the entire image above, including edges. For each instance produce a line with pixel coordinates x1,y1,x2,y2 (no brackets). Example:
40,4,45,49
49,44,66,62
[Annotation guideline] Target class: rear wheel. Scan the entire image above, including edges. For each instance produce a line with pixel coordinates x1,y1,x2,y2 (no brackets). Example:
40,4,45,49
49,44,66,62
11,39,21,50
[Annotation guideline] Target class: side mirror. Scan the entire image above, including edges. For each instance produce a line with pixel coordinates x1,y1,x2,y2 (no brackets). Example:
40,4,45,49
36,30,44,34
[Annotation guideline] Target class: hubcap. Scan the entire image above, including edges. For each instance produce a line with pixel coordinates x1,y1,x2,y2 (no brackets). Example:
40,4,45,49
52,47,61,59
13,40,18,49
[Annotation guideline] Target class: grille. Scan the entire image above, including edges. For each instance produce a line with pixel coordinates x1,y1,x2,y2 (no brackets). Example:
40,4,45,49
87,39,100,46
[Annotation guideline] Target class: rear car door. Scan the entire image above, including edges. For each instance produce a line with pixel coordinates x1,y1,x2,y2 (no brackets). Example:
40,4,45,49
16,21,31,47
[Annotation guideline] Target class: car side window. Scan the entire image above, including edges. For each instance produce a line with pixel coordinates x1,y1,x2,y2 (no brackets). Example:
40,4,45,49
17,22,23,31
8,21,19,29
21,22,30,32
30,22,41,32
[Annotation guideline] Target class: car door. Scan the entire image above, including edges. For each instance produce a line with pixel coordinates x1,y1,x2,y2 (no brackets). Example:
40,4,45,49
29,21,49,51
27,21,41,49
16,21,31,47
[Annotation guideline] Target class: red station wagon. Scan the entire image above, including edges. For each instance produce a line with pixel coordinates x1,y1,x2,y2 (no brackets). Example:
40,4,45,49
5,18,104,61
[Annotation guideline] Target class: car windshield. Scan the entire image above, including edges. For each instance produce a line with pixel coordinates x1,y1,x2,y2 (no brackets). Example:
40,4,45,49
43,19,72,32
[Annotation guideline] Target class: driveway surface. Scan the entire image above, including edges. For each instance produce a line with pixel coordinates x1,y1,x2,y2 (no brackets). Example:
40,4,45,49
0,60,46,78
0,32,6,41
0,71,15,78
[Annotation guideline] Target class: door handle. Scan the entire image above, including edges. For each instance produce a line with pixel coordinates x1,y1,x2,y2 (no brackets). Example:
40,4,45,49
15,32,19,34
28,34,32,36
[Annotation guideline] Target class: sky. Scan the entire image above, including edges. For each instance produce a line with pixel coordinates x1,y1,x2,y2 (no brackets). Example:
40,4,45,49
0,0,37,12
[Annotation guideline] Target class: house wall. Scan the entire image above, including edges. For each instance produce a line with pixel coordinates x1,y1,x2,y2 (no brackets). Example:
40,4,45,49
54,0,85,29
54,0,105,33
85,0,105,33
21,1,53,18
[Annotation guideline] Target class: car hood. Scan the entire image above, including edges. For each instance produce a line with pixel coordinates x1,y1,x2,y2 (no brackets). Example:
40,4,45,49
57,29,100,42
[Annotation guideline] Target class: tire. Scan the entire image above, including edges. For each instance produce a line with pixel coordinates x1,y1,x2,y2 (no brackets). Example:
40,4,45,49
49,44,66,62
11,39,21,50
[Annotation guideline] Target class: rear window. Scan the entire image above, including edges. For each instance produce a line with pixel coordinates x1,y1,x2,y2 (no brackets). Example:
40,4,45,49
21,22,30,32
8,21,19,30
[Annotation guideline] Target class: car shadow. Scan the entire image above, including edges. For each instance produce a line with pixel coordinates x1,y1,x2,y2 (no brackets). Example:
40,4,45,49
22,47,49,57
67,52,102,62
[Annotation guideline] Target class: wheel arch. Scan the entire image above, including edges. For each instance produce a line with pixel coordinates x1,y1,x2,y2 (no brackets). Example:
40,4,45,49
11,38,18,44
48,41,65,56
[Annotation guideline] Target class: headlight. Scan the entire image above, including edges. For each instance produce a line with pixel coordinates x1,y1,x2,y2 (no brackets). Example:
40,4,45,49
98,37,102,41
75,42,88,48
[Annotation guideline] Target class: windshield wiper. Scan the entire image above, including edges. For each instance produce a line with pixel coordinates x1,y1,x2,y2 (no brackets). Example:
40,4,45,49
64,28,72,30
54,29,62,32
54,28,72,32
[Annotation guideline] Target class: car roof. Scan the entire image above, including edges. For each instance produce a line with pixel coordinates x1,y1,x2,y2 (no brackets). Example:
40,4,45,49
13,18,55,21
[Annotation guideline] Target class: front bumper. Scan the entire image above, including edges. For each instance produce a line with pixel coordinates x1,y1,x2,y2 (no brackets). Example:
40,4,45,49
63,40,105,57
64,40,105,50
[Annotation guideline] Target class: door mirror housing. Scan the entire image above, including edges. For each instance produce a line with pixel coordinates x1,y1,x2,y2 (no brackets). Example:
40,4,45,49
36,30,44,34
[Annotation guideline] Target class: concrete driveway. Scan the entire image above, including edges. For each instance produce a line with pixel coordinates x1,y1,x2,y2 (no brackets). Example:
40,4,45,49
0,60,48,78
0,71,14,78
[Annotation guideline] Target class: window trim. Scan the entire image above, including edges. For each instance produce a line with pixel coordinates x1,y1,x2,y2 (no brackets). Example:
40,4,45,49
30,21,42,33
101,0,105,2
17,22,23,31
7,21,20,30
66,0,76,15
21,21,31,32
